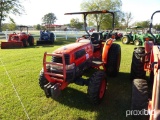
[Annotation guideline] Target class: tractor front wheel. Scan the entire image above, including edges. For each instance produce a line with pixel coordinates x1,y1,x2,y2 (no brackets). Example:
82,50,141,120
121,36,130,44
39,66,50,89
134,40,141,46
87,71,107,105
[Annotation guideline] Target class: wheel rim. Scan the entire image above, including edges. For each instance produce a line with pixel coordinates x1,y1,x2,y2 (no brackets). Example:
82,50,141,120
99,79,106,98
122,37,127,43
134,40,139,46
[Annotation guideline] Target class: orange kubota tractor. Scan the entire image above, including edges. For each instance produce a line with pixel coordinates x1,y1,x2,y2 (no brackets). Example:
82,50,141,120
1,25,34,49
38,10,121,104
130,10,160,120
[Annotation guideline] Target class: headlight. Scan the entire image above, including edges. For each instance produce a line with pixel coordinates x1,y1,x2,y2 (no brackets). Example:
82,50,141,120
51,63,75,71
66,63,75,70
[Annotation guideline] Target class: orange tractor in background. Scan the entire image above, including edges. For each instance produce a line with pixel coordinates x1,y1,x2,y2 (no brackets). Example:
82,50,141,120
38,10,121,104
1,25,34,49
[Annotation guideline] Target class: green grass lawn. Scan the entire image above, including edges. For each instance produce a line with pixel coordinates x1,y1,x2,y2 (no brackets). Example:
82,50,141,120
0,38,136,120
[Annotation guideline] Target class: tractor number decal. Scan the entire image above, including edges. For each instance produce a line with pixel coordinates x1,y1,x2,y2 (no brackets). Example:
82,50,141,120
86,53,89,59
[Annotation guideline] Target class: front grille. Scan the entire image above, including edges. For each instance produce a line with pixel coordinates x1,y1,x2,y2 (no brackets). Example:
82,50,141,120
52,54,70,65
50,69,75,83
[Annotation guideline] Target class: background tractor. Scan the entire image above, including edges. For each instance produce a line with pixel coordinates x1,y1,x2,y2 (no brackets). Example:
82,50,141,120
1,25,34,49
114,28,123,40
121,26,146,46
36,30,55,45
38,10,121,104
130,10,160,120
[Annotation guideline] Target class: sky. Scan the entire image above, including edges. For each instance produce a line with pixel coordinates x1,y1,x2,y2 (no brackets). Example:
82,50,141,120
4,0,160,26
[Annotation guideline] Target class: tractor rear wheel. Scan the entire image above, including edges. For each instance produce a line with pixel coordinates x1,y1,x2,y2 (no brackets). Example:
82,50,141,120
131,79,148,111
50,33,54,44
130,47,146,81
22,39,28,47
105,43,121,77
121,36,130,44
39,66,50,89
87,71,106,104
28,36,34,46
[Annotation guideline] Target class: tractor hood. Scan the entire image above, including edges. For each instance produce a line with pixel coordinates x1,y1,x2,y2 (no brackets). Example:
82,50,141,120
53,42,90,54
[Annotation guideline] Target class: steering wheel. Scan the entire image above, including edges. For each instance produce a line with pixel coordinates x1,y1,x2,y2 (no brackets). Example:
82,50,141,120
13,32,16,34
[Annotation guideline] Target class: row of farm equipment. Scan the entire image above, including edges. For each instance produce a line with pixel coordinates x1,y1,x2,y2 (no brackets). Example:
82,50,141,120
1,24,160,49
121,26,160,46
0,26,55,49
0,28,123,49
103,26,160,46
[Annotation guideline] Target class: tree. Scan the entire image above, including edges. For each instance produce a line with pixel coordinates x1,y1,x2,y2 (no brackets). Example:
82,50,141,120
1,23,7,31
35,24,41,30
7,17,16,30
7,22,16,31
123,12,133,28
154,24,160,30
0,0,24,32
81,0,122,31
33,24,42,30
2,17,16,31
134,20,150,28
70,18,83,30
42,13,57,30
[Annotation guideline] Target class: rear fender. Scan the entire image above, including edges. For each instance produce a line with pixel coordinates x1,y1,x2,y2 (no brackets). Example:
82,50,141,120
124,35,132,40
144,41,154,71
102,38,113,64
124,34,129,37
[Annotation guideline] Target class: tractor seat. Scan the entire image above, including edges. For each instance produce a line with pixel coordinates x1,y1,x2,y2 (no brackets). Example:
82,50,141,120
20,32,26,34
91,33,101,50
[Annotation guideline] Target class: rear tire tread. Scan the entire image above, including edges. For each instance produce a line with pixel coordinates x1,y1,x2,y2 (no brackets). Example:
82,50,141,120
106,43,121,77
131,79,148,110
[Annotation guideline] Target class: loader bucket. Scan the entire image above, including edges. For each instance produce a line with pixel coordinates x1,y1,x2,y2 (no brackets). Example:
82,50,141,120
1,42,23,49
36,41,54,46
